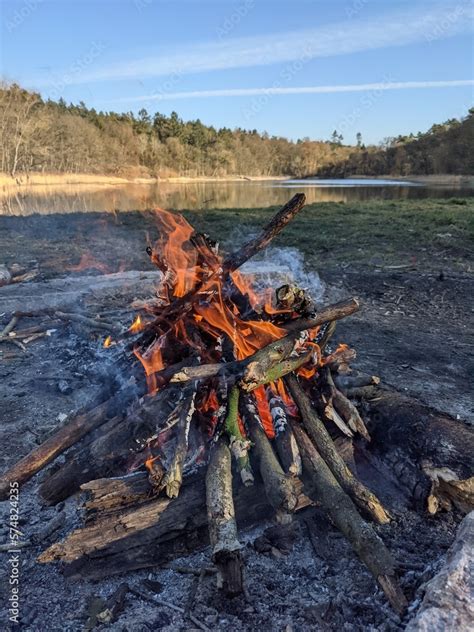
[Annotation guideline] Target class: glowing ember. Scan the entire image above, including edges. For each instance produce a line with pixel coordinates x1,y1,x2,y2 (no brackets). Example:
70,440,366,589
103,335,113,348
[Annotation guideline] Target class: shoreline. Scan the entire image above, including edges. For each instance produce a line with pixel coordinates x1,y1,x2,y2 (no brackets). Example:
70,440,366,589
0,173,288,189
1,172,472,195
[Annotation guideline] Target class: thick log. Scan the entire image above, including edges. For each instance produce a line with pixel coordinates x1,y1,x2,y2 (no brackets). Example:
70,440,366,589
206,437,244,595
285,374,391,525
362,388,474,513
38,467,308,579
290,421,407,615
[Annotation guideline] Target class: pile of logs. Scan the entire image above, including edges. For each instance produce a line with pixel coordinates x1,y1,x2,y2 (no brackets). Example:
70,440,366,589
1,194,473,616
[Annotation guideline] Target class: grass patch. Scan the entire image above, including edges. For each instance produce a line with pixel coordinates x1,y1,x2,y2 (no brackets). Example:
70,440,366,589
183,198,474,270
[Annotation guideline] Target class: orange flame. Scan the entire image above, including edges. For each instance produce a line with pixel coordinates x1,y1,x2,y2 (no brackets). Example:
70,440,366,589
254,386,275,439
129,314,144,333
103,335,112,348
150,208,206,297
195,283,285,361
134,339,165,394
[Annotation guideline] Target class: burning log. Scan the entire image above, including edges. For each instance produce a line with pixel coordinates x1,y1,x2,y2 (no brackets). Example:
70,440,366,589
139,193,307,345
268,388,302,477
285,374,391,525
205,437,244,596
289,421,407,615
242,394,298,520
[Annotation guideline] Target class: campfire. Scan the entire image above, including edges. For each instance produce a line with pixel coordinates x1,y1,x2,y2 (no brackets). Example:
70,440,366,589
1,194,472,620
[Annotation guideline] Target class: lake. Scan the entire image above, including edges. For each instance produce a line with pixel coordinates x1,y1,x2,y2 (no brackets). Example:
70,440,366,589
1,177,472,215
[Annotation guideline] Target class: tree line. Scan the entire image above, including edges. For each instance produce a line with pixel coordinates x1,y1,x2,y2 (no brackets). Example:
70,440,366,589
0,82,471,179
318,111,474,177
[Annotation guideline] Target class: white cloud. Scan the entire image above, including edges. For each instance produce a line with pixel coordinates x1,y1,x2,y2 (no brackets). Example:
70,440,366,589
114,79,474,103
30,2,473,86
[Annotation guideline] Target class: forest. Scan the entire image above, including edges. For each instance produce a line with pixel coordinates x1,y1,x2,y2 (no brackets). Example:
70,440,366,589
1,82,472,179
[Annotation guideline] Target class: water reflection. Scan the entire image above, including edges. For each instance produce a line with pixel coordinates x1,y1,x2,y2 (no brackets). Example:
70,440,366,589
1,179,472,216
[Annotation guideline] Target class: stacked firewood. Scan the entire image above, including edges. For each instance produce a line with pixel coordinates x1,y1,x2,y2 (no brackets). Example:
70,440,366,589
1,194,473,615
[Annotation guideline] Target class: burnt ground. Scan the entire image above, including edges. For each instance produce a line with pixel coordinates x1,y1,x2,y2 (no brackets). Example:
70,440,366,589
0,205,473,631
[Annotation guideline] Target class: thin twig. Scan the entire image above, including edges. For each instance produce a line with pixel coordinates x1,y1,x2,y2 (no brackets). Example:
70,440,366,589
0,337,27,352
1,316,18,337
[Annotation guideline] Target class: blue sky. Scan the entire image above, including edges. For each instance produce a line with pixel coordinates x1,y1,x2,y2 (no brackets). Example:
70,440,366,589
1,0,473,144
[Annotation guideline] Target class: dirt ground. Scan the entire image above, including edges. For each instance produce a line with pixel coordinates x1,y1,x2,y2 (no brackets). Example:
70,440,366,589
0,202,472,631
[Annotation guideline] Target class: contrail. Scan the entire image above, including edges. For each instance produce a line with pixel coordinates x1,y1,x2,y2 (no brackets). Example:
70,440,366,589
114,80,474,103
29,2,473,86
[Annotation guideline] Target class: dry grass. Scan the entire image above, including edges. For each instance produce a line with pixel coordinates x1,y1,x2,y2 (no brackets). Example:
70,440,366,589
0,172,136,188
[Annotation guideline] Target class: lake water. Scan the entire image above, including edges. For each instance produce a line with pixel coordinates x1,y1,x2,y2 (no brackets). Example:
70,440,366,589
1,177,472,215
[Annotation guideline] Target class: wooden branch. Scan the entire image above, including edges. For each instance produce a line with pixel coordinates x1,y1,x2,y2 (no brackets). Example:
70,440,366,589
0,392,127,500
39,387,179,504
1,315,19,337
323,367,370,440
285,374,391,525
290,421,407,615
242,394,298,519
282,298,360,333
322,397,354,438
224,385,253,486
167,298,359,389
206,437,244,596
54,311,121,333
334,373,380,392
223,193,306,272
158,386,197,498
240,351,312,392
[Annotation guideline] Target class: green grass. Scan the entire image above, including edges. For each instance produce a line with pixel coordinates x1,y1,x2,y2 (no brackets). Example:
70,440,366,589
183,197,474,271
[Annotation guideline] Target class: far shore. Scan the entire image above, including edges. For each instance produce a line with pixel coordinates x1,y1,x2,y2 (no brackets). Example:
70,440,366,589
0,172,472,192
0,173,288,189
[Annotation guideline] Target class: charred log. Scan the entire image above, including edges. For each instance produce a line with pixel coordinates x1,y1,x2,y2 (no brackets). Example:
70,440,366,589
285,374,391,525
